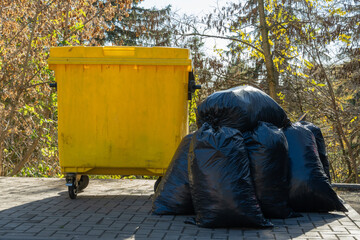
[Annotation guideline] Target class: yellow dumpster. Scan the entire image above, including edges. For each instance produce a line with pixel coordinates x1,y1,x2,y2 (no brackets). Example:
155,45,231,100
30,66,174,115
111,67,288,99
48,46,198,198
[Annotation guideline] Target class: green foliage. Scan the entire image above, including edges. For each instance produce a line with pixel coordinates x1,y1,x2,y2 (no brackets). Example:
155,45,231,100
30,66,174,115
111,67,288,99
0,0,135,176
3,0,359,184
101,4,173,46
189,86,199,131
196,0,360,182
16,160,61,178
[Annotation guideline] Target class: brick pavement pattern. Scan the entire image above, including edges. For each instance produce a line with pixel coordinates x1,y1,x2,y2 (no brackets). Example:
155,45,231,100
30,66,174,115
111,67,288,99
0,177,359,240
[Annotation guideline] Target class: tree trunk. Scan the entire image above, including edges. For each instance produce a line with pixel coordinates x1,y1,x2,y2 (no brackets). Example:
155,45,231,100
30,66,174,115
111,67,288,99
10,136,40,176
64,2,70,41
257,0,278,99
320,66,358,183
308,45,358,183
0,93,21,176
0,4,40,176
335,124,352,179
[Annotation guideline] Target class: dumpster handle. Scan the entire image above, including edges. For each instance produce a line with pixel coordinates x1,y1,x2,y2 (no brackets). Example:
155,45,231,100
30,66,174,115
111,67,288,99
49,82,57,90
188,72,201,100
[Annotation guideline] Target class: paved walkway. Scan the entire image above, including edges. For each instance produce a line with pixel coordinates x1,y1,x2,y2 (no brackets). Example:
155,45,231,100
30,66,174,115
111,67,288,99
0,177,359,240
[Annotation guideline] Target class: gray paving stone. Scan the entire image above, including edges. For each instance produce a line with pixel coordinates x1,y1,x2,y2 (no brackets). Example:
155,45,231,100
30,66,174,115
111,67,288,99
100,232,118,239
196,232,212,238
51,233,70,238
348,229,360,234
135,228,152,235
335,236,356,240
287,228,303,234
274,235,294,240
2,222,22,229
14,223,33,232
155,221,171,230
24,227,45,234
331,226,350,232
168,229,185,234
170,224,185,231
2,233,37,238
182,227,198,235
0,177,360,240
303,231,321,237
87,229,105,236
272,226,287,233
212,233,229,239
258,233,275,239
228,236,245,240
35,230,57,237
74,226,92,233
179,236,198,240
163,233,180,240
148,232,166,238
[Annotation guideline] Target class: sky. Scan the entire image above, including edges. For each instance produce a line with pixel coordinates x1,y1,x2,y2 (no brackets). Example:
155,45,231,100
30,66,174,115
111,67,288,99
138,0,230,54
138,0,346,64
139,0,227,16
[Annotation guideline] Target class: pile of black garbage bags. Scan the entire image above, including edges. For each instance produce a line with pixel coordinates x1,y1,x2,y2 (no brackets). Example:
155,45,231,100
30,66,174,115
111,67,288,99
152,85,347,228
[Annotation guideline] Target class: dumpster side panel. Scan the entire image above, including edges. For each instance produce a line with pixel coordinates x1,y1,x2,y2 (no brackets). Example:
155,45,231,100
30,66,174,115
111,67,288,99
58,64,99,167
57,63,189,174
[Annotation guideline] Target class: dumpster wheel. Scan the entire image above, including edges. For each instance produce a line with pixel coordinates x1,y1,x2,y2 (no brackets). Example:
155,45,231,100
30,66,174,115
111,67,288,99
78,175,89,192
68,185,78,199
66,173,80,199
154,176,162,192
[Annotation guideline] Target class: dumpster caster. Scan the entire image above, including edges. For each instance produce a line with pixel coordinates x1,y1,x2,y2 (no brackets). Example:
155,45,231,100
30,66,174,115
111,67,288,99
154,177,162,192
66,173,79,199
68,185,78,199
78,175,89,191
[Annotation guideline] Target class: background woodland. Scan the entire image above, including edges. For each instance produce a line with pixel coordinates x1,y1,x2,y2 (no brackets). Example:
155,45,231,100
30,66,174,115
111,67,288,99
0,0,359,183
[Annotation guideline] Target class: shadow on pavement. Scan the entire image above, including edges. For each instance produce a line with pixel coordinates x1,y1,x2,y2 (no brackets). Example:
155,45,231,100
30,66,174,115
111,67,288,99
0,190,349,240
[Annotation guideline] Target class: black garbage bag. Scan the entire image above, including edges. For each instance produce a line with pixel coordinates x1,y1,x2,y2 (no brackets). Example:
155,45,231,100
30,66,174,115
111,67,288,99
152,134,194,215
188,123,272,228
196,85,290,132
283,123,347,212
299,121,331,182
244,122,299,219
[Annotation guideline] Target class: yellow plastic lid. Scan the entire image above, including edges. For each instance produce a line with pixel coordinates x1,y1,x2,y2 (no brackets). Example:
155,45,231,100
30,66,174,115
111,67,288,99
48,46,192,66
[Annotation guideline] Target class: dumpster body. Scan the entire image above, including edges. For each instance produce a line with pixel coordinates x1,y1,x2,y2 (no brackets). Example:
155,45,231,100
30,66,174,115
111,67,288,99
48,47,193,198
